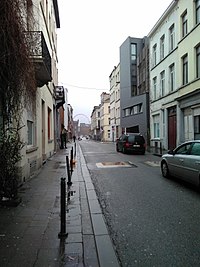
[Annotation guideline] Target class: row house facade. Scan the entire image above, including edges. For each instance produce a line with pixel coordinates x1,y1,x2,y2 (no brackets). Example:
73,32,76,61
119,36,150,143
149,0,200,150
91,0,200,149
109,64,122,141
90,105,101,141
20,0,62,182
100,92,111,142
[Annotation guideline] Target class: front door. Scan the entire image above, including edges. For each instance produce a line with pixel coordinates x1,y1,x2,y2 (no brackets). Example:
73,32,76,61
168,107,177,150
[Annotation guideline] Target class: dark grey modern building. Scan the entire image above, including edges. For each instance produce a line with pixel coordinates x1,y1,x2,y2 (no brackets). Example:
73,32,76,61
120,36,150,145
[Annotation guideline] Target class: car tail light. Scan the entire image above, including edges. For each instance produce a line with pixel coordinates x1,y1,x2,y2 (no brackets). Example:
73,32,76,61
125,142,130,148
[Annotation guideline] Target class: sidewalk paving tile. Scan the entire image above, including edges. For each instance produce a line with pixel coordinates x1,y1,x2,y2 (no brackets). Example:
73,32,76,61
0,142,120,267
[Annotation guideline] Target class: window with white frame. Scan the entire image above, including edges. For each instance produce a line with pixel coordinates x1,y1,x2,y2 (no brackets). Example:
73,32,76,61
196,45,200,78
196,0,200,24
169,24,175,51
182,54,188,85
153,44,157,66
160,35,165,60
48,107,52,141
131,43,137,61
124,108,130,117
160,71,165,97
162,110,166,138
182,11,188,37
27,120,34,146
153,77,157,100
169,63,175,91
153,115,160,138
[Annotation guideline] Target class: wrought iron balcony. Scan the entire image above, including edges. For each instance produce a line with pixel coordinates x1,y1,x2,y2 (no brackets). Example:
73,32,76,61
55,86,65,109
25,31,52,87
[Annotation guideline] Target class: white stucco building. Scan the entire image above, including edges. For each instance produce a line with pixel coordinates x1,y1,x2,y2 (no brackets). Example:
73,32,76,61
149,0,200,150
100,92,111,142
20,0,61,181
90,105,101,141
109,64,122,142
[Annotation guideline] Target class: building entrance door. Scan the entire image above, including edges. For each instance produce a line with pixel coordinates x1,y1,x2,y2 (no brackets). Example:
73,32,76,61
168,107,177,150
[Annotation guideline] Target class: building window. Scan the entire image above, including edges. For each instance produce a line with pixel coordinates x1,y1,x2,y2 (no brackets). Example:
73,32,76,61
153,77,157,100
182,54,188,85
108,130,111,138
138,103,143,113
124,108,130,117
169,63,175,91
98,112,100,117
162,110,166,138
153,115,160,138
160,71,165,97
196,0,200,24
48,107,52,140
196,45,200,78
27,120,34,146
131,43,137,61
153,44,157,66
131,85,137,96
194,115,200,139
169,24,175,51
182,11,188,37
160,35,165,60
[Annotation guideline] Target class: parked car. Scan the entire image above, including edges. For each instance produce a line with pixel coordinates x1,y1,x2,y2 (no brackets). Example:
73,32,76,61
116,133,145,154
161,140,200,186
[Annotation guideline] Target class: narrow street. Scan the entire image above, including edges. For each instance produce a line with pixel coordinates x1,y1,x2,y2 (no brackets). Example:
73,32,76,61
79,140,200,267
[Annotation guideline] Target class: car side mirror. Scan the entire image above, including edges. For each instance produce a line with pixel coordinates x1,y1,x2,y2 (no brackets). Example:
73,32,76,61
168,150,175,155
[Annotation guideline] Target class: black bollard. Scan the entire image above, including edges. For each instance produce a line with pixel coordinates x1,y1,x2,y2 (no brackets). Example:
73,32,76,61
74,142,76,157
70,147,73,176
66,156,72,186
58,178,68,239
160,141,163,155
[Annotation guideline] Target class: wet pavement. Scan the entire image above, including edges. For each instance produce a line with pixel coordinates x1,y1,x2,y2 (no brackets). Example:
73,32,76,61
0,142,120,267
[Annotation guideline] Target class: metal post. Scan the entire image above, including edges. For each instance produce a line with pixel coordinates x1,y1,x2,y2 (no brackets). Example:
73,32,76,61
70,147,73,176
66,156,72,186
74,142,76,157
160,141,163,155
58,178,68,239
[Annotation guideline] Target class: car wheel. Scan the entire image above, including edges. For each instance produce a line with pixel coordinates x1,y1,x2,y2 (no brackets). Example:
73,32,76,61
161,161,169,178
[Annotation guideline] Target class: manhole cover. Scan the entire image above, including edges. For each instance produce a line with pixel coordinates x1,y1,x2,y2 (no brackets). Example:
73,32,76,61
96,161,137,168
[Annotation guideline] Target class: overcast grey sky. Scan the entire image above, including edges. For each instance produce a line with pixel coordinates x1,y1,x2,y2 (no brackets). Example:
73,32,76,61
57,0,173,123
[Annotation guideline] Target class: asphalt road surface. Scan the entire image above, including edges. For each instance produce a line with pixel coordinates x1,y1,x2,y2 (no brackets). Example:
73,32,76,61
79,140,200,267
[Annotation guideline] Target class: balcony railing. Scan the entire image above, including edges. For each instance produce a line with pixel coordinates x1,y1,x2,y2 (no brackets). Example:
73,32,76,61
55,86,65,109
25,31,52,87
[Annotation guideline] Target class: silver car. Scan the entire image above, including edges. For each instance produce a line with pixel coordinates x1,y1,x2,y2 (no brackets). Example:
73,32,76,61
161,140,200,186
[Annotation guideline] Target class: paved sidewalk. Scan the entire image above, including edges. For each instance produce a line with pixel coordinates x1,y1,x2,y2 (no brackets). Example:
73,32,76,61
0,142,120,267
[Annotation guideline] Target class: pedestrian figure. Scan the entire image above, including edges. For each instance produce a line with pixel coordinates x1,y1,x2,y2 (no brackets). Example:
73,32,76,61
60,124,67,149
73,135,76,142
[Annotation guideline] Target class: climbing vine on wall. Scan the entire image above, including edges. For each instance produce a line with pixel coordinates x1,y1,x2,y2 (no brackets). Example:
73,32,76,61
0,0,36,200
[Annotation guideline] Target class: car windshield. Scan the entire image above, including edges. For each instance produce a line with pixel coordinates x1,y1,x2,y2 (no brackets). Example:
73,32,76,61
127,135,135,143
127,135,144,143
